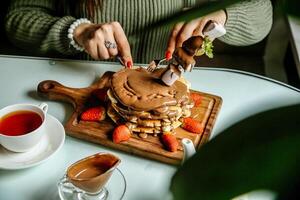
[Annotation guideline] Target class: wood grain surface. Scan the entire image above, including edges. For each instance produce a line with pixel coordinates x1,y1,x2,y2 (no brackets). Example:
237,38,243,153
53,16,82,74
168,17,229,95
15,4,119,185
38,71,222,165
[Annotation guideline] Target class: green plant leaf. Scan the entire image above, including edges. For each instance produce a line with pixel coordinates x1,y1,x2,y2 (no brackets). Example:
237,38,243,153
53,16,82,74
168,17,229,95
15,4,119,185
279,0,300,17
171,104,300,200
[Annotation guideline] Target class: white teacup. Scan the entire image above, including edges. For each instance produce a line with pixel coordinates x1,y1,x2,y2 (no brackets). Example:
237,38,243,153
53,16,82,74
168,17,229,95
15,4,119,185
0,103,48,152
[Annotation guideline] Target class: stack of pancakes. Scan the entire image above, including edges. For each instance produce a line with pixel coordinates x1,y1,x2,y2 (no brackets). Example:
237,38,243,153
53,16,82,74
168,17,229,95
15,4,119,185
107,68,194,138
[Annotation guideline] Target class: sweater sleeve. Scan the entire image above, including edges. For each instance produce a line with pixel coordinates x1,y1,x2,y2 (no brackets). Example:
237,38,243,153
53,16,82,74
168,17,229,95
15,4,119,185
218,0,273,46
5,0,78,56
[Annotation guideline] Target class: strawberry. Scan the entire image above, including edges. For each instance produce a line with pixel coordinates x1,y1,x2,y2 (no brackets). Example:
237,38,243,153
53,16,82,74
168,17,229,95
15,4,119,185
182,117,203,134
112,125,131,144
80,106,106,122
190,92,202,107
161,132,179,152
92,88,108,102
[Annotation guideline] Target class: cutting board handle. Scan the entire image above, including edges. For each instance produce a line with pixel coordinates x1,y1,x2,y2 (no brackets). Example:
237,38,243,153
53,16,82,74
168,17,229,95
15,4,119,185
37,72,114,109
37,80,83,108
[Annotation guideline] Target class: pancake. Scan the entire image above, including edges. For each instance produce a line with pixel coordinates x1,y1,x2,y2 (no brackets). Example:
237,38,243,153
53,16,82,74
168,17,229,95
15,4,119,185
107,67,193,137
110,68,191,112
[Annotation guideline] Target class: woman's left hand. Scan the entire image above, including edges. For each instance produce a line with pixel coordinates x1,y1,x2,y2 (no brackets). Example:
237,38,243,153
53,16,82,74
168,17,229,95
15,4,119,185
165,10,227,58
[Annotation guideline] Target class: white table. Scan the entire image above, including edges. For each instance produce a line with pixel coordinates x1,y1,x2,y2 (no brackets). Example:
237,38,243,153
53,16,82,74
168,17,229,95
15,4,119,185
0,55,299,200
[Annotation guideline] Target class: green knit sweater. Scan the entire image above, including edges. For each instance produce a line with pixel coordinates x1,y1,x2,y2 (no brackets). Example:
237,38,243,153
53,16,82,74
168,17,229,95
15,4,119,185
5,0,273,63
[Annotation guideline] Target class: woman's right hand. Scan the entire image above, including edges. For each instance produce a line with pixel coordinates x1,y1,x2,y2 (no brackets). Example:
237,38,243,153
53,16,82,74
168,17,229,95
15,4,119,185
73,21,132,68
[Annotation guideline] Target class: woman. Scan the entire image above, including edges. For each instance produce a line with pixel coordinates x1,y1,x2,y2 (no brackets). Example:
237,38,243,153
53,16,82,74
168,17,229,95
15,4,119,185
5,0,272,68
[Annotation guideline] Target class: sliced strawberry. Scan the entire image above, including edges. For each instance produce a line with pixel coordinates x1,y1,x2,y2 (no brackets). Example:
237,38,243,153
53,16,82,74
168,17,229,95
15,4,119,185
161,132,179,152
112,125,131,144
92,88,108,102
80,106,106,122
182,117,203,134
190,92,202,107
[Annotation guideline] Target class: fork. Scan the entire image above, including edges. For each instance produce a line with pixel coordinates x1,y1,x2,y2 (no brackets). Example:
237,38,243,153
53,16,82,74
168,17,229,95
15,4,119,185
147,58,166,72
116,56,125,66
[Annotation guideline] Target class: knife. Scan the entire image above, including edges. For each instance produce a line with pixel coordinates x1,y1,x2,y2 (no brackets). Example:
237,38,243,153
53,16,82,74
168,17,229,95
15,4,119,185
147,20,226,72
160,21,226,86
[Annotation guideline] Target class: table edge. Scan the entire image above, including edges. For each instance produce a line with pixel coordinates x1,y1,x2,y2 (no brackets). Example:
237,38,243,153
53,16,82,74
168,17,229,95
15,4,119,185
1,54,299,93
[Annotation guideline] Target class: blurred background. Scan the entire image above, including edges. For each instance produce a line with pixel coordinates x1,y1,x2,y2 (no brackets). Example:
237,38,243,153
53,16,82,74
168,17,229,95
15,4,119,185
0,0,299,88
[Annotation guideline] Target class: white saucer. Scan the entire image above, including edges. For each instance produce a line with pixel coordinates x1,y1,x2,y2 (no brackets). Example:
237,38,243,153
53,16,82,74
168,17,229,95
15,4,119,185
0,114,65,170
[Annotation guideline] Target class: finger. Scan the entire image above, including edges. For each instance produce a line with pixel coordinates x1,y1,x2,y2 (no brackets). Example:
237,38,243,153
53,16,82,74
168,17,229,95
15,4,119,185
192,28,202,37
111,22,133,68
94,28,110,59
192,22,203,36
83,38,99,60
175,20,199,48
97,42,110,60
101,24,118,57
166,22,184,56
195,18,209,37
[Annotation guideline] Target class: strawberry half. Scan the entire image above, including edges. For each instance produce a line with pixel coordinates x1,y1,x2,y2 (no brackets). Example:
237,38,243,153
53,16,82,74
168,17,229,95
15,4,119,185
190,92,202,107
161,132,179,152
80,106,106,122
182,117,203,134
112,125,131,144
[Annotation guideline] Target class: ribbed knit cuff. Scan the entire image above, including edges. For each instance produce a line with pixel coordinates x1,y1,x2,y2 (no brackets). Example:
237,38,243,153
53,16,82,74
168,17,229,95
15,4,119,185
218,0,273,46
41,16,80,55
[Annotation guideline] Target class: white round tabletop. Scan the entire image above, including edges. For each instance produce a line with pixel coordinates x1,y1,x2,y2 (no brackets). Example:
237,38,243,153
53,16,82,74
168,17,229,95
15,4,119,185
0,56,299,200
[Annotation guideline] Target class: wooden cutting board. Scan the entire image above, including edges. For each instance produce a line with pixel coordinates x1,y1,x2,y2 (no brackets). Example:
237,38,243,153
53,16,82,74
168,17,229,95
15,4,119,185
38,71,222,165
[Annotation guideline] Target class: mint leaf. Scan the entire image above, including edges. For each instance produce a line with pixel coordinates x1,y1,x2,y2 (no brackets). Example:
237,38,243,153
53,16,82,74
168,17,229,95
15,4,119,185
202,37,214,58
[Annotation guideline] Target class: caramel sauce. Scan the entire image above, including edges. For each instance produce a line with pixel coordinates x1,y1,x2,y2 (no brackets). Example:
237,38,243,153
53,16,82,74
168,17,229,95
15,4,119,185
71,158,112,180
67,153,120,193
110,68,190,111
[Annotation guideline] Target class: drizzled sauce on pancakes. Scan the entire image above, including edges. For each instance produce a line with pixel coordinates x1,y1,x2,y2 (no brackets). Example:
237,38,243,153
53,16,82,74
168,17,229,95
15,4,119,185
110,68,190,112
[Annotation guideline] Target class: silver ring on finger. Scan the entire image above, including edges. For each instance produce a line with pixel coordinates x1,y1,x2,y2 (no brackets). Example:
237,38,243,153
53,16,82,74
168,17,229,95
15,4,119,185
104,40,117,49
